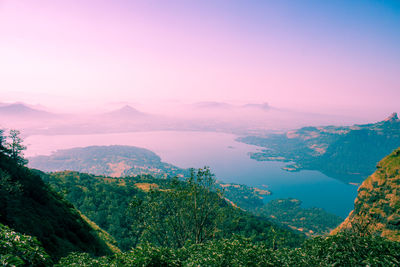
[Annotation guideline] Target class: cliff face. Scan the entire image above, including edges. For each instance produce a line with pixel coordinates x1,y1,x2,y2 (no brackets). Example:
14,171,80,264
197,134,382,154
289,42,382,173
334,148,400,241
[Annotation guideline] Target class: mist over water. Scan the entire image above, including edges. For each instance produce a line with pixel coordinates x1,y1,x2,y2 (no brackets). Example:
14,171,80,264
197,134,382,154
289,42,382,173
26,131,357,217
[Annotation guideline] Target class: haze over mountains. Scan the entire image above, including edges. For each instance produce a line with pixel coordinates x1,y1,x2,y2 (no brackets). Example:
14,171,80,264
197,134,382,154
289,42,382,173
0,101,373,136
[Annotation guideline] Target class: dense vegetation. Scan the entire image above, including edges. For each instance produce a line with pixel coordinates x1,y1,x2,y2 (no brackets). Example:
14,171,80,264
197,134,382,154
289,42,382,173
256,199,343,236
40,170,304,251
238,113,400,183
220,184,342,236
0,130,114,261
0,223,51,266
56,233,400,266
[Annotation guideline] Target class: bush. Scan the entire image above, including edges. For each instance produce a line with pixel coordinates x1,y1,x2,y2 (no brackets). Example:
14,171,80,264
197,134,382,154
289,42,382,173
0,224,51,266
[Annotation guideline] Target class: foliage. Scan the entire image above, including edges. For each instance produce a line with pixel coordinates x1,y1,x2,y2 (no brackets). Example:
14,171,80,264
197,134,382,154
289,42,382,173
55,252,111,267
7,129,28,165
0,223,51,266
131,168,224,248
296,233,400,266
219,183,266,210
0,139,113,260
0,129,7,153
42,170,304,251
56,233,400,266
256,198,343,236
40,171,149,251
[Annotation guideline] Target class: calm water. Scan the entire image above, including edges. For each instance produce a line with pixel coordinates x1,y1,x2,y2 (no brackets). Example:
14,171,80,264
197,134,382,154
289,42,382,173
25,131,357,217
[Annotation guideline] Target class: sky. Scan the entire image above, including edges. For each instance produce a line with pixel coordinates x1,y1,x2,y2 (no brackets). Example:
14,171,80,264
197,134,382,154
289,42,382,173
0,0,399,117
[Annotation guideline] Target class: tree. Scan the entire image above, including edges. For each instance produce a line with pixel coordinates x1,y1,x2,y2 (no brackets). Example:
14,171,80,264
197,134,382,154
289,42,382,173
0,129,7,155
130,167,225,248
7,130,27,165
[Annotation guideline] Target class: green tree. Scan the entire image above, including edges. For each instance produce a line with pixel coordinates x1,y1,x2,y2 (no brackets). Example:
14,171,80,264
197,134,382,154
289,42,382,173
131,167,225,248
0,129,9,155
7,130,27,165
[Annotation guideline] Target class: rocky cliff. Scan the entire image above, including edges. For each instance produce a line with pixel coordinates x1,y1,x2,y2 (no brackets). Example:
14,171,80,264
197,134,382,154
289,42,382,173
333,148,400,241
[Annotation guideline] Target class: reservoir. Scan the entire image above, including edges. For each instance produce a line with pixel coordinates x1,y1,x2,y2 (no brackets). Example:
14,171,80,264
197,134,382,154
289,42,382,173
25,131,357,217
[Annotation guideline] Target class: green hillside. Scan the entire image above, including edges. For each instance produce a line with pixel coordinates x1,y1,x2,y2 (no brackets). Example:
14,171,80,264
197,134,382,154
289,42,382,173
0,148,115,261
334,147,400,241
238,113,400,183
40,170,304,251
256,198,343,236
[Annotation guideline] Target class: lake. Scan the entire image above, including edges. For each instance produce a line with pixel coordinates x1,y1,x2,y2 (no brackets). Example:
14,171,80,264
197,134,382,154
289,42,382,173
25,131,357,217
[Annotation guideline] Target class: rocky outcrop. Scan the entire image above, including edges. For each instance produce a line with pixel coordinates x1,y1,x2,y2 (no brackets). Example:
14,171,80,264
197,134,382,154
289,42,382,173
333,148,400,241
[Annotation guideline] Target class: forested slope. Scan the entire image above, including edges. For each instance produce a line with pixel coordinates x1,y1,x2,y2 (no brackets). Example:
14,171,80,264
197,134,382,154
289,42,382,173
0,149,115,260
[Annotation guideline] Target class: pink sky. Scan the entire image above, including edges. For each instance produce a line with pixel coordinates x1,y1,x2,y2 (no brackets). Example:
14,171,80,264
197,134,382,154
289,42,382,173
0,0,399,118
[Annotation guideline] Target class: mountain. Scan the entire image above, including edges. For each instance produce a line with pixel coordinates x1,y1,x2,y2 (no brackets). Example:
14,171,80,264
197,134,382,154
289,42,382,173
242,102,270,111
102,105,147,119
193,101,234,109
384,112,399,122
238,113,400,183
0,103,56,118
333,148,400,241
28,145,186,178
0,151,116,260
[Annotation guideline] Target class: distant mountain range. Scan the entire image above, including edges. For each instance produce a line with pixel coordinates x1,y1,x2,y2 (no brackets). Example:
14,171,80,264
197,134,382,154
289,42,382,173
192,101,270,111
0,101,370,136
238,113,400,183
0,103,148,121
0,102,155,135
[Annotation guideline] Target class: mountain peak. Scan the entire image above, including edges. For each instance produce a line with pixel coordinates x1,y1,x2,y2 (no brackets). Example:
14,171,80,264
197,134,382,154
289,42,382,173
384,112,399,122
119,105,139,112
0,102,54,117
103,105,145,118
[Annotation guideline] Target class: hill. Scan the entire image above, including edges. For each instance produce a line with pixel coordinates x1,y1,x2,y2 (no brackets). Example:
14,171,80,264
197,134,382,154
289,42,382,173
28,145,186,178
238,113,400,183
333,148,400,241
0,151,115,260
102,105,148,119
0,103,56,118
